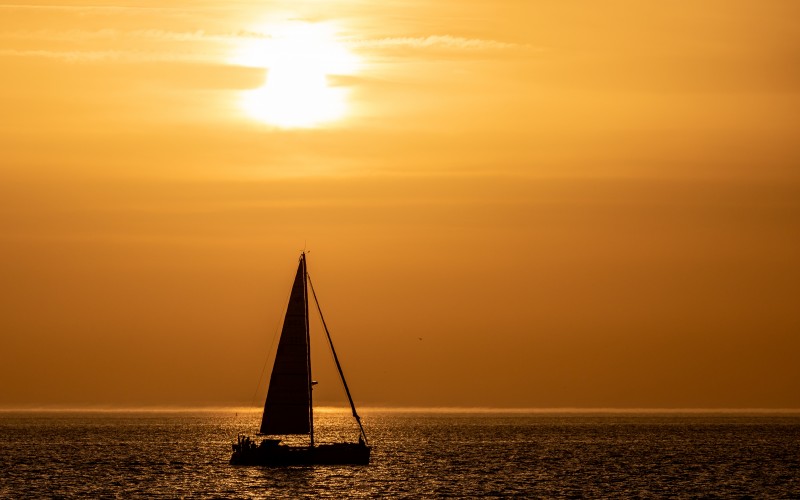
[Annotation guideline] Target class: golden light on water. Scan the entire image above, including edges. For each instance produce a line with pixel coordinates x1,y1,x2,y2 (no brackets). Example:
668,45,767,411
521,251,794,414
232,21,359,128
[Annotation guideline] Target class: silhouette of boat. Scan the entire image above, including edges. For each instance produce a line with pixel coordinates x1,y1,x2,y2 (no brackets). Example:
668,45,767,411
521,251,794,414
230,252,370,466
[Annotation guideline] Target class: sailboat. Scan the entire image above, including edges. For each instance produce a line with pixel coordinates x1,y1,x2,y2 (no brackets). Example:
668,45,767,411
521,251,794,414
230,252,371,466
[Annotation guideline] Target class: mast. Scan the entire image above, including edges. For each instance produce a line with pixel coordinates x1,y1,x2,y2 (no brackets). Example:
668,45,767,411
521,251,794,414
307,274,369,445
303,252,314,447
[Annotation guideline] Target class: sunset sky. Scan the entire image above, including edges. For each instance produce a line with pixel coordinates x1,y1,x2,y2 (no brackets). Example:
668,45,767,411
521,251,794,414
1,1,798,409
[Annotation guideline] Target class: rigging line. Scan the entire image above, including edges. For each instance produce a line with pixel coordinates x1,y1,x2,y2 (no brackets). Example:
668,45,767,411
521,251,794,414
307,272,369,445
249,264,297,409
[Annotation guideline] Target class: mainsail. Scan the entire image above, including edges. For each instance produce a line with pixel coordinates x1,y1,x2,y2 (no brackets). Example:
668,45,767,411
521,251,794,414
260,255,311,435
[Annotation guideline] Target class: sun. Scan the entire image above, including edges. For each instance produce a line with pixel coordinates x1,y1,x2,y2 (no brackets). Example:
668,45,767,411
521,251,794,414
231,21,359,128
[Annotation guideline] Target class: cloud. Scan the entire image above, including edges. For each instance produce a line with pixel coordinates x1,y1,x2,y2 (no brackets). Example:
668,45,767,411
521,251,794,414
0,28,267,63
0,27,528,65
0,4,193,13
348,35,528,51
0,27,269,43
1,29,512,51
0,48,212,63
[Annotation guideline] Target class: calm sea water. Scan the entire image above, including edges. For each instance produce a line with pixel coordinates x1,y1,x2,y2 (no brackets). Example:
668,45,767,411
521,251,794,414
0,410,798,498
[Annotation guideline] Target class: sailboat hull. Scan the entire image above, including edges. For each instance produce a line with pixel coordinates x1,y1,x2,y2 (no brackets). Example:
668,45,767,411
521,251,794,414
230,438,371,466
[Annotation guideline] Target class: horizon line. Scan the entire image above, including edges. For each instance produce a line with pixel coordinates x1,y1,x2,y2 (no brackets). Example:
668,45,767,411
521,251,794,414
1,405,799,414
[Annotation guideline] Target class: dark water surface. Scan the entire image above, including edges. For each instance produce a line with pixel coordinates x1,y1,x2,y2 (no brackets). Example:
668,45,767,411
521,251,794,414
1,410,798,498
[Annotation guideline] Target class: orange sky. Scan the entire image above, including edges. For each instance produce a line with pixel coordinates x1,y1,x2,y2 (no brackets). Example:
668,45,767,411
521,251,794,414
1,1,799,409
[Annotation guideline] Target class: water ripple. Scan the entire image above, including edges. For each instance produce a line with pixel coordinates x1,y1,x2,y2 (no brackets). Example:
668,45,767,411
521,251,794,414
0,412,798,497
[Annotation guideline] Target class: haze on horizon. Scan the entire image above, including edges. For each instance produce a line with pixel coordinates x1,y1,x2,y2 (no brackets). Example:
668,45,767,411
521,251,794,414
1,1,798,410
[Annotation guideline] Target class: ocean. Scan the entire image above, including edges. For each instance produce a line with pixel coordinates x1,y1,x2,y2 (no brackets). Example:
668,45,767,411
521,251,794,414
0,410,798,498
